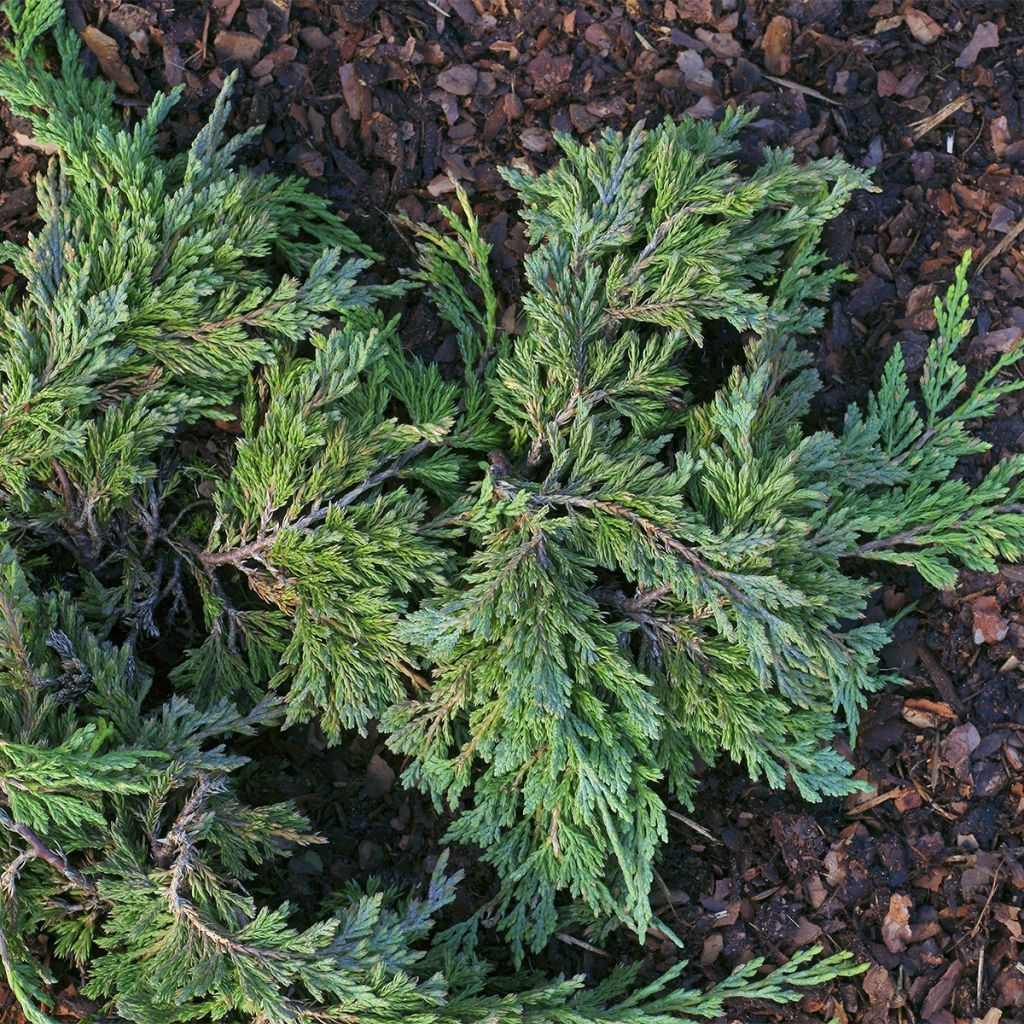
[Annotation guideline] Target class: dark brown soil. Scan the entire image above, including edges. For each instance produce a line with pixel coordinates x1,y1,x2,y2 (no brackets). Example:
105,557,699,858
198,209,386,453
2,3,1024,1023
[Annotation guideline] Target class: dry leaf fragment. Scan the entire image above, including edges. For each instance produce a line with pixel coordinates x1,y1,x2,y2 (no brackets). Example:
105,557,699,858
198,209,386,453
955,21,999,69
904,7,943,44
81,25,139,93
972,594,1008,644
11,131,59,155
881,893,913,952
762,16,792,76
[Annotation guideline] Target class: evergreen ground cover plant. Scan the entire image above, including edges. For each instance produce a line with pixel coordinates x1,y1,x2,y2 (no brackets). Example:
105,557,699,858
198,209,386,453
1,0,1023,1019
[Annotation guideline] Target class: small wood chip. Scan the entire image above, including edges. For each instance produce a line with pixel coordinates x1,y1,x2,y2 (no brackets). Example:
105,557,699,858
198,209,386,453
920,960,964,1019
674,0,712,22
904,7,943,44
955,21,999,69
437,64,478,96
213,30,262,67
972,595,1009,645
903,697,956,729
364,753,395,799
882,893,913,953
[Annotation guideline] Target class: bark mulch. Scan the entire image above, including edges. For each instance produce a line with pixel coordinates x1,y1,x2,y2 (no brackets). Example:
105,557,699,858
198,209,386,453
2,2,1023,1023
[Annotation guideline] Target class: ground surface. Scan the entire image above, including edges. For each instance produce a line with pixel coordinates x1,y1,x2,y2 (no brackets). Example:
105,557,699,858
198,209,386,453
1,1,1024,1022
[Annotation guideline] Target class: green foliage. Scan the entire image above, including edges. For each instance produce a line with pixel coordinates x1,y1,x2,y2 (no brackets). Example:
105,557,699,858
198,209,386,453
7,1,1024,1019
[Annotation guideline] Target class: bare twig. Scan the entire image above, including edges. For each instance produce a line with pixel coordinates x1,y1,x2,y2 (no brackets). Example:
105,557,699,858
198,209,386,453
976,215,1024,275
666,807,719,844
910,94,971,140
762,73,842,106
555,931,607,956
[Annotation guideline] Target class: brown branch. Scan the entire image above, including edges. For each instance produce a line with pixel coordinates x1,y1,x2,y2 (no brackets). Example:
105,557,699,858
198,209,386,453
160,785,357,1023
202,438,434,569
0,591,34,688
494,479,728,587
0,807,96,895
164,780,290,962
150,224,187,282
855,524,931,555
615,204,708,295
854,503,1024,556
50,458,75,506
161,298,291,341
